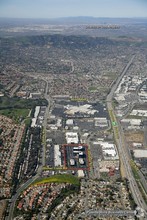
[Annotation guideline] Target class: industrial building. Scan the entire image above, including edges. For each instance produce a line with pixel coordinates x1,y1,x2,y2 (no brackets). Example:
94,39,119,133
65,132,79,144
98,141,119,160
79,158,84,165
78,170,85,178
64,104,98,116
121,118,142,130
54,145,61,167
70,159,75,166
133,149,147,158
31,106,46,128
66,119,74,126
94,117,108,127
62,144,89,173
130,109,147,117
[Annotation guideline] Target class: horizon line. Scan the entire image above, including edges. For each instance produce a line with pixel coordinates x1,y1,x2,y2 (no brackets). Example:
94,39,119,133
0,16,147,20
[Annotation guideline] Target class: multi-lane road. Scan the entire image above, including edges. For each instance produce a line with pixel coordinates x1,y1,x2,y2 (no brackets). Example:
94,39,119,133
144,120,147,148
74,55,147,220
42,80,51,167
7,174,40,220
6,56,147,219
106,55,147,218
7,80,50,220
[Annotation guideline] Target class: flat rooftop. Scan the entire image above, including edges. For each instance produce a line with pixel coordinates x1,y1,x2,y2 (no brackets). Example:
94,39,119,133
133,149,147,158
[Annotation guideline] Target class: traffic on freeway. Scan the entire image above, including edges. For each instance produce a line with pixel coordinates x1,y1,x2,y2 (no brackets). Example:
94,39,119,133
106,55,147,218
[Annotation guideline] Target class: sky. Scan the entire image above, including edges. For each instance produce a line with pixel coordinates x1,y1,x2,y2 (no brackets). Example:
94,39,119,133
0,0,147,19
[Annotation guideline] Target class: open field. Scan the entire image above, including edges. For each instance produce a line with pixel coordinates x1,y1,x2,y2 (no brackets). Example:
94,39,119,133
0,108,30,123
0,96,47,109
32,174,80,186
130,160,140,180
125,131,144,143
126,115,145,120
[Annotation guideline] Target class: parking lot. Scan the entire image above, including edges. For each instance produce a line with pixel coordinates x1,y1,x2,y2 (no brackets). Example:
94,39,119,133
46,144,54,167
62,144,90,171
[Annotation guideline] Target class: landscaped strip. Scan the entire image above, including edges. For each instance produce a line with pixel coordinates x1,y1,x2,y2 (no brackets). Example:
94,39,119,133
32,174,80,186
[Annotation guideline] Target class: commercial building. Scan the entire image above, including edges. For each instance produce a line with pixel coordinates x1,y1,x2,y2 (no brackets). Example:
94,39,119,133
62,143,89,174
31,106,40,127
98,141,119,159
54,145,61,167
65,132,79,144
77,170,85,178
94,117,108,127
133,149,147,158
70,159,75,166
79,158,84,165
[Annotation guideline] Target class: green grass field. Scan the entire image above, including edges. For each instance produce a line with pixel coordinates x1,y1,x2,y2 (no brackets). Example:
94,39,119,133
0,96,48,109
32,174,80,186
0,108,30,123
88,86,97,92
130,161,140,180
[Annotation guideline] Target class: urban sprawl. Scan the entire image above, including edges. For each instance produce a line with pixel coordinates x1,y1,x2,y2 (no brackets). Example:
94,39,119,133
0,19,147,220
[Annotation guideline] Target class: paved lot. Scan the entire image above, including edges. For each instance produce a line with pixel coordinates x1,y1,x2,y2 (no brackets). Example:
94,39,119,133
63,144,89,171
46,144,54,167
90,144,102,179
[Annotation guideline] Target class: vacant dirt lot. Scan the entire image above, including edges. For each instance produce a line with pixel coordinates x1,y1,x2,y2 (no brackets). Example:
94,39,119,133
125,131,144,143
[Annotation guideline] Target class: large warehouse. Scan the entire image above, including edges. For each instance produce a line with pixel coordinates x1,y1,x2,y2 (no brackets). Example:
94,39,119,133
65,132,79,144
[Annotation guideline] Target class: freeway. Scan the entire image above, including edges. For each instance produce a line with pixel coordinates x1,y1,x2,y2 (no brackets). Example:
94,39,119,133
117,120,147,212
107,55,135,103
106,55,147,218
42,80,51,167
136,166,147,195
143,120,147,148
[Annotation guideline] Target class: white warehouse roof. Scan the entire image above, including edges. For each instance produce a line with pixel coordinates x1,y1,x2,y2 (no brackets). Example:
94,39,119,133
133,150,147,158
103,149,116,157
66,132,79,144
54,145,61,167
66,119,74,125
78,170,85,178
98,141,119,159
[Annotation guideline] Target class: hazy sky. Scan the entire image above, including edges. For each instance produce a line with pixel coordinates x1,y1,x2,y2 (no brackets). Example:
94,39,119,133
0,0,147,19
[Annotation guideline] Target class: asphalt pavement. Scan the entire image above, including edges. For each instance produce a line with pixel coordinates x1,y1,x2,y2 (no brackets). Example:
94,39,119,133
106,55,147,218
7,79,50,220
7,174,40,220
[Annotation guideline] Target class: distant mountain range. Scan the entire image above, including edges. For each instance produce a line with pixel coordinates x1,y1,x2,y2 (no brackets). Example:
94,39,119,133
53,16,147,24
0,16,147,26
